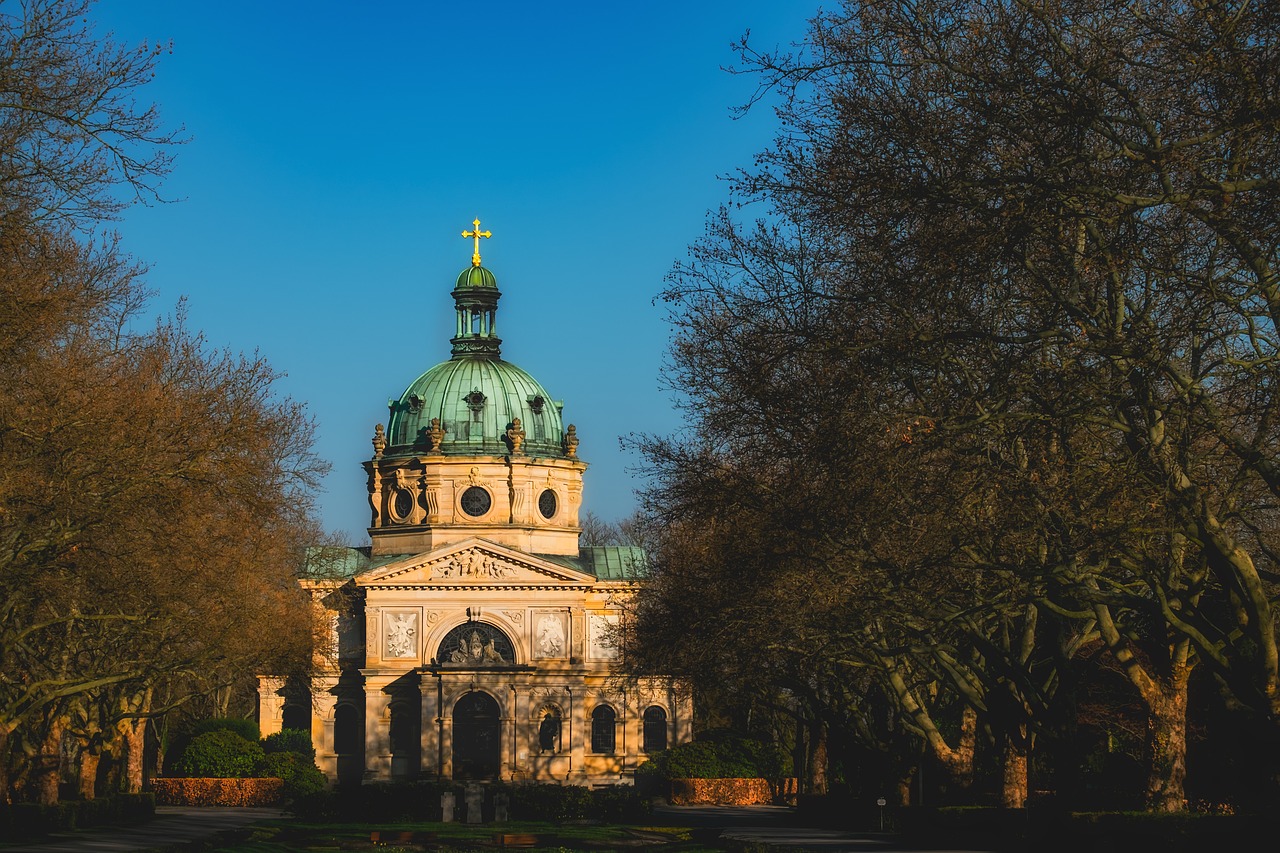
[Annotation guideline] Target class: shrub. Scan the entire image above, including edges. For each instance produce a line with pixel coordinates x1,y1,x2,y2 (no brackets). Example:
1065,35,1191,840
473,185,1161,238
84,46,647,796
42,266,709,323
640,732,789,783
257,751,328,800
0,793,154,842
191,716,261,742
174,729,265,778
506,784,595,821
262,727,315,760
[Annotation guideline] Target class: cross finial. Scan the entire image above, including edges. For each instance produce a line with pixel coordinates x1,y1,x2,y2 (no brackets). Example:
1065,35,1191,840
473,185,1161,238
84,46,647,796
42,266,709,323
461,218,492,267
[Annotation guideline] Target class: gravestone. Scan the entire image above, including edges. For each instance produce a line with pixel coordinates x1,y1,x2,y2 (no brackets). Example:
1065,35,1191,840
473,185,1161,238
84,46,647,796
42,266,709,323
440,791,455,823
494,791,509,822
465,782,483,824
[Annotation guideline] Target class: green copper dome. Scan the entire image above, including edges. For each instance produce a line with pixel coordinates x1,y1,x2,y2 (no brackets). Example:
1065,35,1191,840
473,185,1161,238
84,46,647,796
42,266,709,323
381,238,576,459
386,358,565,457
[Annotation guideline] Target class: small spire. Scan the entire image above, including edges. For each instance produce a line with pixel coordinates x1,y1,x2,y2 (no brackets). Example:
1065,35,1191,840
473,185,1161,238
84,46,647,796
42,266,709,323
461,218,492,267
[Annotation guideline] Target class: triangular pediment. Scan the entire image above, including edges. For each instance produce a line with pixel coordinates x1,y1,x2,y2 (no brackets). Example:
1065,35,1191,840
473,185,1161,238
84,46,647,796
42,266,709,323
355,538,596,587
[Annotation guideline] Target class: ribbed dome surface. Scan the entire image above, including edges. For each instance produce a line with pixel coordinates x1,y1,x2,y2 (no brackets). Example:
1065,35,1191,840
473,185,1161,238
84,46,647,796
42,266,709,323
387,357,565,458
456,265,497,289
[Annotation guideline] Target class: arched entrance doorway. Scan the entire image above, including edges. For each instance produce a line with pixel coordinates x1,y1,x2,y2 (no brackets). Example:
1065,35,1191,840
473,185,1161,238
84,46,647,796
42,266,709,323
453,692,501,779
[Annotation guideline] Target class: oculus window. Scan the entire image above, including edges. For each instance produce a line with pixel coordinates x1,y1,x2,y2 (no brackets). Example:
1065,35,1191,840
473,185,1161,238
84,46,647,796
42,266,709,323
538,489,557,519
460,486,491,517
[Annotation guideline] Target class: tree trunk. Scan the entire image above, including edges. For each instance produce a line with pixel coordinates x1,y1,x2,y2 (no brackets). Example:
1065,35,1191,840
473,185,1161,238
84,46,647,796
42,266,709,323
0,727,11,805
1000,727,1029,809
954,705,977,793
31,718,66,806
78,749,101,800
1145,667,1190,813
806,719,828,795
117,718,147,794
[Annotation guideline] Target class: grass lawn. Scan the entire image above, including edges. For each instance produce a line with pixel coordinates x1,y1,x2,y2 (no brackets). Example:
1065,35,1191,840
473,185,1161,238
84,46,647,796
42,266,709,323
189,818,725,852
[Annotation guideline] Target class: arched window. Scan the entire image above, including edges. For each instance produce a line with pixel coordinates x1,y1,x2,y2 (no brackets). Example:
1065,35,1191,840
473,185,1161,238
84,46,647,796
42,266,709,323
591,705,616,754
643,706,667,753
538,709,561,753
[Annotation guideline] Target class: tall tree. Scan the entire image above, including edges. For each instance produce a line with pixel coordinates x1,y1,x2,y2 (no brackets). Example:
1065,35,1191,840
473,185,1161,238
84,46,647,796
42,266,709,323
0,0,326,803
631,0,1280,812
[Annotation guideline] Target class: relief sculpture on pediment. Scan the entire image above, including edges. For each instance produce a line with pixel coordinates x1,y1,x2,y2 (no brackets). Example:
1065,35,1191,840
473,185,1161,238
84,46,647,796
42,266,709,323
431,549,518,580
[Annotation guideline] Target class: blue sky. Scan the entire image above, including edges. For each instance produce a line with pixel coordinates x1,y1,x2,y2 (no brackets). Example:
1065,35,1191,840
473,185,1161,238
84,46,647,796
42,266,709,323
93,1,808,542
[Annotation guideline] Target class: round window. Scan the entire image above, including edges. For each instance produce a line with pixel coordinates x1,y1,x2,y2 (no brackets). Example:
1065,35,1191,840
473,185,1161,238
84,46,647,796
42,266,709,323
393,489,415,520
538,489,557,520
460,486,492,517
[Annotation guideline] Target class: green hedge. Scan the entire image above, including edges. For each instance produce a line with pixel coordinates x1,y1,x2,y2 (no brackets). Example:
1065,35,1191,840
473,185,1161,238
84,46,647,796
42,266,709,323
638,731,788,783
191,716,261,743
290,781,650,824
0,793,155,842
258,751,328,800
262,728,315,761
173,729,266,778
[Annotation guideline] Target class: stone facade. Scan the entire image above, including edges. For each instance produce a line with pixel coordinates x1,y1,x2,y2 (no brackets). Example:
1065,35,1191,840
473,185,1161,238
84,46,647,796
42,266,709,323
257,229,690,786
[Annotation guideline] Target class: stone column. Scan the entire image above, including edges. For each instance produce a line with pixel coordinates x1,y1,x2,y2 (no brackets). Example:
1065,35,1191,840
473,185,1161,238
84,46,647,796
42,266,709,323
312,674,340,782
421,672,440,778
256,676,285,738
567,683,586,784
362,671,396,782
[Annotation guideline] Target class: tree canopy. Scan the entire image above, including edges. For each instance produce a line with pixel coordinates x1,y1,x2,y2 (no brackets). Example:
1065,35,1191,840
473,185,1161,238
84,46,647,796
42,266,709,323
0,0,326,804
627,0,1280,813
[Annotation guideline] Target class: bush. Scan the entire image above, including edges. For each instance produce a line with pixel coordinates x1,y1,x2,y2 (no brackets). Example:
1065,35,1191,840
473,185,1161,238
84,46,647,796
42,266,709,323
641,731,789,782
290,780,461,823
0,793,154,842
257,751,328,800
506,784,595,821
192,716,261,742
262,727,315,760
173,729,265,778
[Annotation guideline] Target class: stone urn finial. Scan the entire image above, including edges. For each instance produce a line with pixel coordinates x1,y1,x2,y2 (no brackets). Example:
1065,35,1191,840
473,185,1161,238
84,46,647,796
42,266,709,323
372,423,387,459
506,418,526,455
563,424,579,458
427,417,446,454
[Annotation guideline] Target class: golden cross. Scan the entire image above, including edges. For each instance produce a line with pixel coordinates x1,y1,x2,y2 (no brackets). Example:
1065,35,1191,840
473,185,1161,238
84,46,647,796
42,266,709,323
461,218,492,267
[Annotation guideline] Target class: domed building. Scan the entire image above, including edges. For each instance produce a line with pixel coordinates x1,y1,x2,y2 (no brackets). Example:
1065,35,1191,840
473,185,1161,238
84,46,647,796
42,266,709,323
258,222,690,785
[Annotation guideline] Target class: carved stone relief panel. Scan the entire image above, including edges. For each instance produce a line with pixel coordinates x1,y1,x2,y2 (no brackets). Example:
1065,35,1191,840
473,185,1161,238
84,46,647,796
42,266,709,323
431,548,518,580
588,613,619,661
382,608,420,660
366,611,380,662
532,611,568,659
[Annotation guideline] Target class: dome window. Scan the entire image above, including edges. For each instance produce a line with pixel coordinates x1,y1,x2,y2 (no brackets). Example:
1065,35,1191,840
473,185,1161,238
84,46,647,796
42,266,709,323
460,486,492,518
465,389,486,411
392,489,415,522
529,395,545,414
538,489,557,520
407,394,424,414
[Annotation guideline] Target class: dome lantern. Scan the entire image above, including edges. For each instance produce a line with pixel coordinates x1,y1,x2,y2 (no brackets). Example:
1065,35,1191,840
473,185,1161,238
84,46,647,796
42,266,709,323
451,218,501,359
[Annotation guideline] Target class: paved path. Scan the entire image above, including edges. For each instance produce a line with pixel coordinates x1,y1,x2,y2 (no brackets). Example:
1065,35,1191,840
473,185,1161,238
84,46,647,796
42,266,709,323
2,803,997,853
0,806,288,853
651,804,997,852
